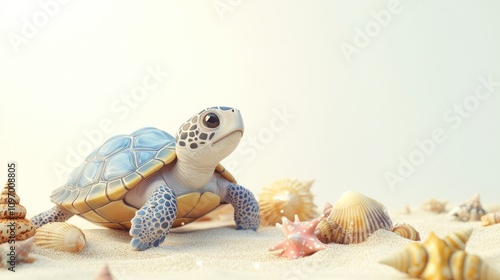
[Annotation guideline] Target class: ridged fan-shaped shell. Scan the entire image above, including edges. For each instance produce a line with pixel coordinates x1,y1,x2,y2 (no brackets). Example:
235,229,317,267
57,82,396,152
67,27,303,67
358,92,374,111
316,191,393,244
481,212,500,226
35,222,86,253
258,178,316,226
392,224,421,241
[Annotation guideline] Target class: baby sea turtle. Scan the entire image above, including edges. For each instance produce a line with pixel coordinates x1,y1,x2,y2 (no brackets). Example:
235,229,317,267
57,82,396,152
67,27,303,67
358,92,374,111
32,106,260,251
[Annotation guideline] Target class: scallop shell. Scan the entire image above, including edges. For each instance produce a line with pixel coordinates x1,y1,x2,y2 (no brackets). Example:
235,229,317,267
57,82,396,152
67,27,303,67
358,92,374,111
0,237,36,267
392,224,420,241
316,191,393,244
0,181,36,243
35,222,86,253
481,212,500,226
380,231,500,279
420,198,448,213
258,178,317,226
448,193,487,222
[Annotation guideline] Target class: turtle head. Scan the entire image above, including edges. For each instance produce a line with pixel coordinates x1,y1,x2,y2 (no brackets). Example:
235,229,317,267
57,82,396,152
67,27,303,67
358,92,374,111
175,106,244,166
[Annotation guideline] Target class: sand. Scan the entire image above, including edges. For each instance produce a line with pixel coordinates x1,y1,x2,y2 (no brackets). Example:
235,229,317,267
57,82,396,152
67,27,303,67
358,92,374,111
1,210,499,280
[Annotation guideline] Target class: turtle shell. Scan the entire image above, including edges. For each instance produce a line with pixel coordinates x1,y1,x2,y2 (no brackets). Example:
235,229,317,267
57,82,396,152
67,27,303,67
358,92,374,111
50,127,235,230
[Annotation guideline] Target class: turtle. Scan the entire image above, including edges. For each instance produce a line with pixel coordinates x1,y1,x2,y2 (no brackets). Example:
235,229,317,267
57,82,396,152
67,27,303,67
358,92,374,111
31,106,260,251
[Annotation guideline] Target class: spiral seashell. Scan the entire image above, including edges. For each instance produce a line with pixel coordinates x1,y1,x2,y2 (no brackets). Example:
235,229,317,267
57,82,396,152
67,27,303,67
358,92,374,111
420,198,448,213
258,178,317,226
392,224,420,241
0,181,36,243
0,237,36,267
481,212,500,226
380,231,500,279
448,193,487,222
35,222,86,253
316,191,393,244
443,228,472,251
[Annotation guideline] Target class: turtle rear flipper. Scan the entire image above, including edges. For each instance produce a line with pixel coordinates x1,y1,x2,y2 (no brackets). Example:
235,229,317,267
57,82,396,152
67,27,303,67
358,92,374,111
31,206,74,228
129,185,177,251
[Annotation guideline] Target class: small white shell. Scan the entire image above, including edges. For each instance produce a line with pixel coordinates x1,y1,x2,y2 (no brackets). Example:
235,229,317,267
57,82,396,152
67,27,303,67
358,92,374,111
420,198,448,213
0,237,36,267
258,178,317,226
35,222,86,253
448,193,487,222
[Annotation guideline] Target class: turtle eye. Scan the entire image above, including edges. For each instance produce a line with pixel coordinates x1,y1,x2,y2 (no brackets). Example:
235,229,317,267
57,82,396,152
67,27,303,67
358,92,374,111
203,113,220,128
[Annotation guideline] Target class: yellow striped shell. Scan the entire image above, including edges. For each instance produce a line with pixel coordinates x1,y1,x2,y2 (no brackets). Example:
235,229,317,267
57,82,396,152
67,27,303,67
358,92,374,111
392,224,420,241
316,191,393,244
35,222,86,253
258,178,316,226
444,228,472,251
481,212,500,226
380,230,500,279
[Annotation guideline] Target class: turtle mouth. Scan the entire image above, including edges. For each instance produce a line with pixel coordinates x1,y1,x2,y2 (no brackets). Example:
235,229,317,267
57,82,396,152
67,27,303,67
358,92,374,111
212,130,243,145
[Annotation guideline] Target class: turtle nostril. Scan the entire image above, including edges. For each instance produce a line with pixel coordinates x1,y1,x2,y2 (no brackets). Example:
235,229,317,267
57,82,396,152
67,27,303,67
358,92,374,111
231,109,235,112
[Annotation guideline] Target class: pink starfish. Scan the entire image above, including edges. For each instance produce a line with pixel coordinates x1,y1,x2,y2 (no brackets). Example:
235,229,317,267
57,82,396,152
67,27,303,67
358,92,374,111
269,214,327,260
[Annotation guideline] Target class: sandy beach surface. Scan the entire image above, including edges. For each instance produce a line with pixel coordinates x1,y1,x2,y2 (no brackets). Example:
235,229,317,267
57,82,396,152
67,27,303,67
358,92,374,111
1,210,499,280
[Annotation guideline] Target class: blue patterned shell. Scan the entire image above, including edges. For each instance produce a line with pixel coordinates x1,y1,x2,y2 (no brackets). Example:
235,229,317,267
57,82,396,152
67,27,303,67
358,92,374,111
50,127,177,219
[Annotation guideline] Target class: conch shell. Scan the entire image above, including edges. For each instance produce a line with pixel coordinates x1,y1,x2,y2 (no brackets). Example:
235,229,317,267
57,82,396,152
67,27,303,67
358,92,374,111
448,193,487,222
380,230,500,279
481,212,500,226
258,178,316,226
0,237,36,268
34,222,86,253
392,224,420,241
0,181,36,243
316,191,393,244
420,198,448,213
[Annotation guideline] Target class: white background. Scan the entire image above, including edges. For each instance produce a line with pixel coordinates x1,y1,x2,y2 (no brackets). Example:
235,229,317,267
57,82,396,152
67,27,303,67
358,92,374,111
1,0,499,223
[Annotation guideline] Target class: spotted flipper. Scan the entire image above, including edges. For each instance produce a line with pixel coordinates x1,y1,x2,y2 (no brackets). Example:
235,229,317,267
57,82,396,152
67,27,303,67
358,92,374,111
129,185,177,251
224,184,260,230
31,206,74,228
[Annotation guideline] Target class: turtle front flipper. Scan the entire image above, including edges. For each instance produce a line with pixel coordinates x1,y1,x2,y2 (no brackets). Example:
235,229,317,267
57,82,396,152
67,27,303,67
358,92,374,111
224,184,260,230
129,185,177,251
31,206,74,228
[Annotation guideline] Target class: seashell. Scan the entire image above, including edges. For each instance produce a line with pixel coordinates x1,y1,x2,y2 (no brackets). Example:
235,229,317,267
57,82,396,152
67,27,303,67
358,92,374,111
258,178,317,226
0,237,36,267
95,264,115,280
448,193,487,222
481,212,500,226
322,202,333,217
0,181,36,243
316,191,393,244
420,198,448,213
392,224,420,241
35,222,86,253
443,228,472,251
380,231,500,279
